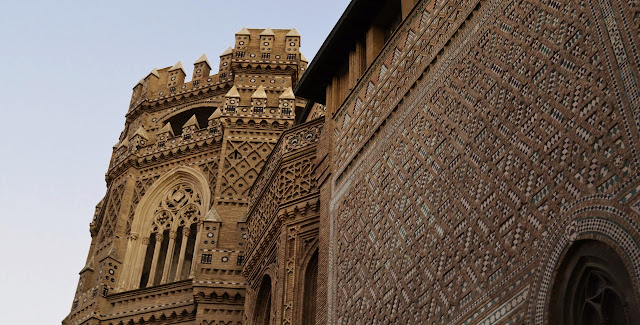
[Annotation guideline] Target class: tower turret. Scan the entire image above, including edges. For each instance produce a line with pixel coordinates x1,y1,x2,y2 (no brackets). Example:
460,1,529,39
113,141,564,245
219,47,232,82
235,27,250,58
208,109,223,139
285,28,301,61
279,87,295,115
181,114,199,139
130,126,149,152
167,61,186,93
192,54,211,81
251,85,267,114
157,122,174,143
260,28,275,59
225,85,241,113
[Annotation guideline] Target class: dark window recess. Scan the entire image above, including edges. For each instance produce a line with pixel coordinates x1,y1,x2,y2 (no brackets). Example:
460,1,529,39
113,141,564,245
254,107,264,114
92,289,98,297
163,106,216,136
193,80,200,87
262,53,271,59
170,87,176,93
201,254,212,264
226,106,237,113
183,134,191,141
102,285,109,297
282,108,292,115
287,54,296,60
221,73,227,78
550,240,640,324
73,300,79,309
158,142,165,148
237,255,245,266
236,51,245,58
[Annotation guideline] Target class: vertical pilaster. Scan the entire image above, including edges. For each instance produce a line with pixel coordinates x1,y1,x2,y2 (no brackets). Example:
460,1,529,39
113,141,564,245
123,232,140,290
348,41,365,89
190,223,203,278
366,25,385,66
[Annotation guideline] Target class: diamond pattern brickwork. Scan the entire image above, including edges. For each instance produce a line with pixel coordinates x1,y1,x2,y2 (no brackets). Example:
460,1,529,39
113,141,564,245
98,182,126,244
125,175,160,236
329,0,640,323
219,140,273,203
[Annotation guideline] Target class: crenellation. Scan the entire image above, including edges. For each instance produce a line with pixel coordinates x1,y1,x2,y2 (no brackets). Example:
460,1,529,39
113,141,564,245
128,28,304,118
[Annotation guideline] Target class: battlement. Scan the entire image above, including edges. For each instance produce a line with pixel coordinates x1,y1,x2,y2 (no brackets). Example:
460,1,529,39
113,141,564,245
128,28,308,112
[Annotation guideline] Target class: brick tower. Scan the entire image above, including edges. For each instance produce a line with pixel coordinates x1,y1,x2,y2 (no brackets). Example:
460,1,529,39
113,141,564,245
63,28,308,325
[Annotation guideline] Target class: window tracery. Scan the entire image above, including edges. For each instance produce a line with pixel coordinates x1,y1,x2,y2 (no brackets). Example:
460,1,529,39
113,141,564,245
140,184,202,288
549,240,640,325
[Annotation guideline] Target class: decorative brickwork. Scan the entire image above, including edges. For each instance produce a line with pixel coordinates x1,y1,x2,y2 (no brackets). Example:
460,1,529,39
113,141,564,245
244,118,323,325
322,0,640,323
65,0,640,323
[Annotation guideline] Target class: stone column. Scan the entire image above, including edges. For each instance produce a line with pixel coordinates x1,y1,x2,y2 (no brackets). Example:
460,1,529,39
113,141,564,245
147,233,164,287
124,232,140,290
174,227,191,281
161,230,177,284
136,236,150,288
189,223,202,278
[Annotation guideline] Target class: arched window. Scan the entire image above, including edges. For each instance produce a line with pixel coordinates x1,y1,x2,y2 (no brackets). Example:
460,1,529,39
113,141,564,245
139,184,200,288
549,240,640,324
302,250,318,325
254,275,272,325
119,166,211,292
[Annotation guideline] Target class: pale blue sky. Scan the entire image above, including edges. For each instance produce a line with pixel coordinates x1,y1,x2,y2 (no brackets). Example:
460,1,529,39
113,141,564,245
0,1,349,323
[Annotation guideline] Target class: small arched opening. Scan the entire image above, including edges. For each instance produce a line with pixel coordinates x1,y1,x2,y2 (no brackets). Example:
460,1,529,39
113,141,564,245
254,275,273,325
302,250,318,325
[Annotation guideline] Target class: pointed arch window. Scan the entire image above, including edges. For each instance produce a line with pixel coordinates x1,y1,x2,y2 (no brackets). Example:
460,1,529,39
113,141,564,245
138,184,201,288
549,240,640,324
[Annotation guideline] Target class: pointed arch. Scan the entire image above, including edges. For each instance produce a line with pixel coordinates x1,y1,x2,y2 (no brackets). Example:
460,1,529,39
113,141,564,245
119,166,210,291
253,275,273,325
302,249,318,325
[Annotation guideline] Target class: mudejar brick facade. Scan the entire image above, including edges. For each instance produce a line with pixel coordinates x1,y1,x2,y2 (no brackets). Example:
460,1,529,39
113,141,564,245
295,0,640,323
65,0,640,324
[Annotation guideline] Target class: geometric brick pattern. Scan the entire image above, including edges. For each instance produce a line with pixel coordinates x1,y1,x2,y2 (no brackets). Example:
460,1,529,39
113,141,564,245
125,175,161,236
98,182,126,244
329,0,640,323
219,140,273,202
243,118,323,325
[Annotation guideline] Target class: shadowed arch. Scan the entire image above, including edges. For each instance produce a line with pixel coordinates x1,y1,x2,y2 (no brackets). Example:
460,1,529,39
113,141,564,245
253,275,273,325
302,249,318,325
549,239,640,324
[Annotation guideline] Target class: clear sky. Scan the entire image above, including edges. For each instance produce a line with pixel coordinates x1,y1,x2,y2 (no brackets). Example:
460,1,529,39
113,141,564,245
0,1,349,323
